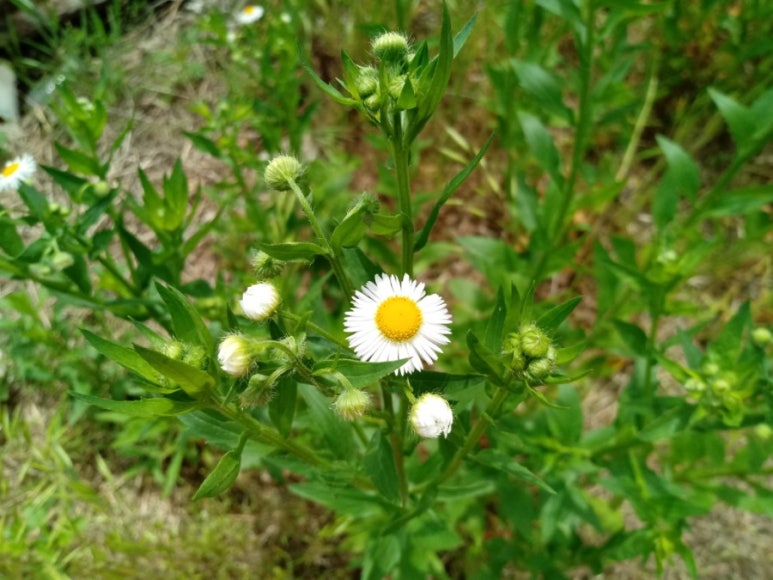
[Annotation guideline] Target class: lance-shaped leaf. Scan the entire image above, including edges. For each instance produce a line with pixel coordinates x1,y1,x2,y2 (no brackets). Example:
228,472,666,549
257,241,327,261
193,438,245,500
156,282,213,350
467,331,506,382
536,296,582,335
414,133,494,252
135,344,214,396
72,392,199,417
313,358,407,389
472,449,555,493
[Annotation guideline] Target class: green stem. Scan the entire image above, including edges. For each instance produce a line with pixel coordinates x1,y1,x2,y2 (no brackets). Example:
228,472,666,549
392,113,414,277
616,59,660,182
382,382,409,506
219,403,329,469
554,0,596,245
287,179,355,298
280,310,350,349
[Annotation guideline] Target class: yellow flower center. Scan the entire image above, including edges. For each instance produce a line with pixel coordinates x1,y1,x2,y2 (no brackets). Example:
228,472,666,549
2,162,20,177
243,6,255,14
375,296,422,342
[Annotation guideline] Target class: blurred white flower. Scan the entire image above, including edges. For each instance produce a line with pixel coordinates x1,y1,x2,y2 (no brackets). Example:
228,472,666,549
409,394,453,438
0,154,36,192
344,273,451,375
217,335,255,377
236,5,264,25
240,282,280,321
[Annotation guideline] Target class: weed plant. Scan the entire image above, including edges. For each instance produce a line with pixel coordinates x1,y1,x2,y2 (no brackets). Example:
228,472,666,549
1,0,772,577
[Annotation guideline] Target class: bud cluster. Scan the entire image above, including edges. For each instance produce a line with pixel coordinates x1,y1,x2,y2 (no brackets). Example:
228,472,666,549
683,360,751,425
502,323,557,385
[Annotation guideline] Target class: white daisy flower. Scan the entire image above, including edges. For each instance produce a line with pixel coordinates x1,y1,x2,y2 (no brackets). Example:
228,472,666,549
344,273,452,375
239,282,281,321
218,334,256,377
409,393,453,438
235,5,264,25
0,154,36,192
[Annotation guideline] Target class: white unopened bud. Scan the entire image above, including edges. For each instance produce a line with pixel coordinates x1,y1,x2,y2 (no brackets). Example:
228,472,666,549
409,393,453,438
217,334,256,377
239,282,280,321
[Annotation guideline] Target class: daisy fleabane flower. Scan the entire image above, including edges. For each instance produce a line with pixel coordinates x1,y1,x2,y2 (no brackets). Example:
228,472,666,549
0,154,36,192
409,393,453,438
239,282,281,321
236,5,264,25
344,273,452,375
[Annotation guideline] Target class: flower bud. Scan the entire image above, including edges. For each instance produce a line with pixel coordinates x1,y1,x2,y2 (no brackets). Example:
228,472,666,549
49,251,74,271
333,389,371,421
363,92,383,112
684,377,706,394
182,344,208,370
217,334,257,377
275,336,306,361
520,324,551,359
240,372,276,407
252,251,285,279
264,155,304,191
371,32,410,64
239,282,280,321
162,340,185,361
93,181,112,198
752,327,772,347
355,67,379,98
409,393,453,438
502,333,526,372
525,358,554,384
702,360,720,376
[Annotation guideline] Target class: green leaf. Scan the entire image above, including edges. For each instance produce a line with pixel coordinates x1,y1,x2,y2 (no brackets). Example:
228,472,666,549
484,287,508,351
414,133,494,252
63,252,91,294
613,319,648,357
269,375,297,438
257,241,327,261
467,331,506,382
82,329,168,387
179,410,272,469
512,59,572,123
0,216,24,257
17,183,48,220
316,358,406,389
331,210,367,250
518,111,564,187
72,392,199,416
134,345,214,396
302,58,359,106
700,185,773,218
708,88,755,154
162,159,189,231
396,77,418,110
472,449,555,493
193,445,243,500
42,165,88,198
452,13,476,58
653,136,700,230
536,296,582,334
290,481,386,515
156,282,213,350
363,431,400,503
369,213,403,236
55,142,102,176
298,383,355,459
184,131,221,158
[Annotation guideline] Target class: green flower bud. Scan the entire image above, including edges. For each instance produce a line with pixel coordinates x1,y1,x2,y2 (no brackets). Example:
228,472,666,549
240,373,275,408
252,251,286,279
752,327,772,347
520,324,551,359
701,360,720,376
49,251,75,271
525,358,554,384
47,202,71,217
711,377,732,396
388,75,406,100
274,336,307,361
162,340,185,361
264,155,304,191
355,67,379,98
371,32,410,64
363,92,383,112
684,377,706,394
333,389,371,421
502,332,526,372
93,181,112,198
182,344,208,370
721,392,743,415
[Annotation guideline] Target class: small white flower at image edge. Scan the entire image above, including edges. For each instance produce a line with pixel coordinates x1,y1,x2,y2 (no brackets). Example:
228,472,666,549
344,273,452,375
236,4,264,25
410,393,453,438
0,154,36,192
239,282,280,321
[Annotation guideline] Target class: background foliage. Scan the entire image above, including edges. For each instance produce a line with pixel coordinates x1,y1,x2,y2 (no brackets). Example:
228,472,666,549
1,0,772,577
